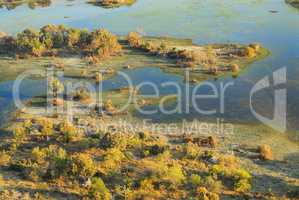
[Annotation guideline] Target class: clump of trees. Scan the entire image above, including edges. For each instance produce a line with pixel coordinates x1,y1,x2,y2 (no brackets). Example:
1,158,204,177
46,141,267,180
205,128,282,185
86,28,122,61
0,189,51,200
0,24,122,63
58,120,78,143
127,32,265,74
88,0,136,8
0,0,51,10
16,28,46,57
210,154,252,193
14,145,98,182
286,0,299,9
127,31,142,48
127,32,218,69
240,43,261,58
69,152,96,179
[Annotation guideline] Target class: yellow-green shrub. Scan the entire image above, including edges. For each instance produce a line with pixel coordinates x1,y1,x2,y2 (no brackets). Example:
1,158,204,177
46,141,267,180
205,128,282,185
101,148,125,173
234,179,251,192
0,151,11,166
244,46,256,58
196,187,220,200
233,169,251,181
184,142,202,159
162,163,185,185
202,176,222,193
31,147,47,165
13,126,27,143
189,174,201,188
58,120,77,143
88,177,112,200
70,153,96,179
127,32,142,48
29,145,68,179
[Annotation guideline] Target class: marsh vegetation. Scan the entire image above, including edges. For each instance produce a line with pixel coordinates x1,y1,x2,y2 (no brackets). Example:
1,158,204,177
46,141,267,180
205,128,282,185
0,1,298,198
87,0,136,8
286,0,299,8
0,106,295,199
127,32,269,78
0,0,51,10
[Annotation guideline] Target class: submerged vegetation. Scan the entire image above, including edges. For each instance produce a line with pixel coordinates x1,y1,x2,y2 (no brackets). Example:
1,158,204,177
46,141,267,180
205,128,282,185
87,0,136,8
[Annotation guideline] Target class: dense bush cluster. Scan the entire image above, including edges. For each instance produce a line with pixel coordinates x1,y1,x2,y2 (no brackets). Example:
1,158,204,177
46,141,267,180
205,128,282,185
0,24,122,62
0,0,51,10
127,32,218,68
210,155,252,193
286,0,299,8
0,189,51,200
127,32,263,72
259,144,274,160
242,43,261,58
88,0,136,8
1,116,290,199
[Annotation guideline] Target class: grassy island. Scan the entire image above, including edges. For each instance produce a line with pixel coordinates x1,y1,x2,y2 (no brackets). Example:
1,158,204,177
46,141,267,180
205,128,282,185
87,0,136,8
0,25,269,83
0,0,51,10
125,32,269,81
286,0,299,9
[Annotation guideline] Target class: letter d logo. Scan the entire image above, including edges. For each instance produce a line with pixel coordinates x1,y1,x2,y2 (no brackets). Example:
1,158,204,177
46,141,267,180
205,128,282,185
250,67,287,132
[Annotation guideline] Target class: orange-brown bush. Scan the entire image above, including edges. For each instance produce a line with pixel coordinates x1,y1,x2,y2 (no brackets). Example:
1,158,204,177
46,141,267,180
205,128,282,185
259,144,273,160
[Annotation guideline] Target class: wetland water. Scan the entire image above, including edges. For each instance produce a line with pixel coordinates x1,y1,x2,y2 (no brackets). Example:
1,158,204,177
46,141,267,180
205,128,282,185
0,0,299,131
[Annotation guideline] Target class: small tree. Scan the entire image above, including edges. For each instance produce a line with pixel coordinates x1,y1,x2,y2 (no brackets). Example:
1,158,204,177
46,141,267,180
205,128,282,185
88,177,112,200
69,153,96,179
58,120,77,143
259,144,273,160
244,46,256,58
48,77,64,117
49,78,64,98
67,28,81,48
13,126,27,144
16,28,45,56
127,32,142,48
40,24,67,48
88,28,122,59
